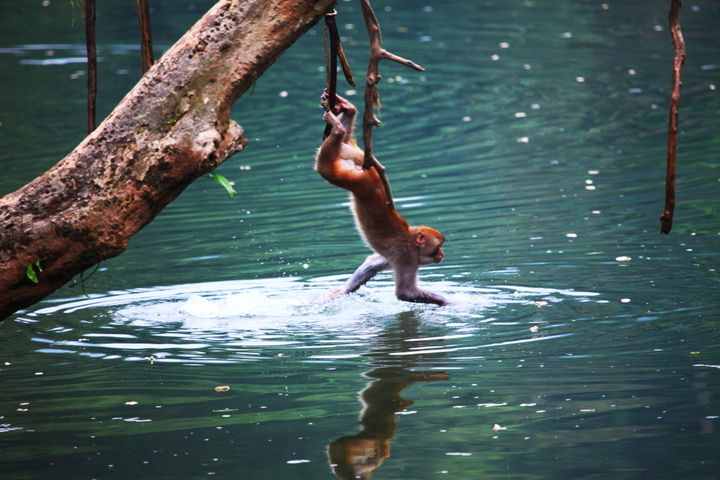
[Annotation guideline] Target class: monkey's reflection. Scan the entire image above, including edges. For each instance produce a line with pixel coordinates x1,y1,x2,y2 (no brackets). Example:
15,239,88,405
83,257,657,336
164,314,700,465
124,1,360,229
327,312,448,479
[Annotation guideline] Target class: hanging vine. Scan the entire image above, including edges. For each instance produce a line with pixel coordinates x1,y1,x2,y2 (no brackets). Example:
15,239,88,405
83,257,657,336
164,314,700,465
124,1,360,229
660,0,686,234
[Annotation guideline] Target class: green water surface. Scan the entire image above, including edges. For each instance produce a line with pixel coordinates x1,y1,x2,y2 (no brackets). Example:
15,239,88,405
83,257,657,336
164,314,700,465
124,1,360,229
1,1,719,479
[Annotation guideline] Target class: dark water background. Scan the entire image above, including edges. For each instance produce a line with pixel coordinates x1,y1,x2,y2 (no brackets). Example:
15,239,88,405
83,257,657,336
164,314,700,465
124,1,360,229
1,1,719,479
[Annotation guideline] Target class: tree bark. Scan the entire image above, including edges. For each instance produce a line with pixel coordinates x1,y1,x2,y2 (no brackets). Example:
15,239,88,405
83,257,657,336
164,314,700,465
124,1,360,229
0,0,335,321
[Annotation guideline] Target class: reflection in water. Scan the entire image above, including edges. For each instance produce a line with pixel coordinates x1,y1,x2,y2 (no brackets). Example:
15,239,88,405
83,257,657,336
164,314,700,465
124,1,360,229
328,313,449,479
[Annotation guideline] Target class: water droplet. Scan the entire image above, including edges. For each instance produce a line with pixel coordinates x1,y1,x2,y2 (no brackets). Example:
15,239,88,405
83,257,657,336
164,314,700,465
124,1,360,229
517,136,529,144
499,41,510,49
576,76,586,83
615,256,632,262
562,32,573,39
566,233,578,238
620,298,632,304
514,112,527,118
278,91,288,98
491,54,500,61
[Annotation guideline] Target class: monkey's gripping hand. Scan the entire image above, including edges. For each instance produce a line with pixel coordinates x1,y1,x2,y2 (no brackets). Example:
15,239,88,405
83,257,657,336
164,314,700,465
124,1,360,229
320,90,357,115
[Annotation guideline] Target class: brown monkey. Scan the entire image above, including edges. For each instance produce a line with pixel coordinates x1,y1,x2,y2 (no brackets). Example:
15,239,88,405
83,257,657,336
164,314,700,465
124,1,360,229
315,93,447,306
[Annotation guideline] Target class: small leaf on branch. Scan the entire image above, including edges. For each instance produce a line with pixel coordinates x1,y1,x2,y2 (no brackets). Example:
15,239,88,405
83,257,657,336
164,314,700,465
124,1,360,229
26,263,39,284
209,173,238,199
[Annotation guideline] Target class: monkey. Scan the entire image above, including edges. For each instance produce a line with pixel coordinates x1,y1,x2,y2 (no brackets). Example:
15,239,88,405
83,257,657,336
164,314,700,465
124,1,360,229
315,92,448,306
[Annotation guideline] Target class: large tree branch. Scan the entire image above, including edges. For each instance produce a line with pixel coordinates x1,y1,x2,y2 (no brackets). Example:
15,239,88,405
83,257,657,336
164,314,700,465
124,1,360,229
0,0,335,320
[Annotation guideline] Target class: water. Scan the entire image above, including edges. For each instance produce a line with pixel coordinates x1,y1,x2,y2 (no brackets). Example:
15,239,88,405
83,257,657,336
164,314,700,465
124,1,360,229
1,0,719,478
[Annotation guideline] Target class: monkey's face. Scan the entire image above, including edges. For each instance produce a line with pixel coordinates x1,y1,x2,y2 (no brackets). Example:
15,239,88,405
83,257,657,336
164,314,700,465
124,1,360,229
415,226,445,265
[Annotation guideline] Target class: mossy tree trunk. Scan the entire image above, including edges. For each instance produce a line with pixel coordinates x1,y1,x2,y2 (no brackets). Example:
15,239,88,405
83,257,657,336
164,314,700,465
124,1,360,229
0,0,335,321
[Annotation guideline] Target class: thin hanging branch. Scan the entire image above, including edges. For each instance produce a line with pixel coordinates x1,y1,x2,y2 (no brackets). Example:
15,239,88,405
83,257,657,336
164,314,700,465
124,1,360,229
84,0,97,133
136,0,155,73
323,10,340,139
322,9,355,139
337,38,355,88
660,0,686,234
360,0,424,208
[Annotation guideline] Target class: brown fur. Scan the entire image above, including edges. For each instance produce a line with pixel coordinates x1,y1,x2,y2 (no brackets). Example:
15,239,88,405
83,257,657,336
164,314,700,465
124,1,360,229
315,94,447,306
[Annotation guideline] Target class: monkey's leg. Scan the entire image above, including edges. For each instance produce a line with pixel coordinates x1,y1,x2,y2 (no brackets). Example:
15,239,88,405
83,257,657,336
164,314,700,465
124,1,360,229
343,253,389,293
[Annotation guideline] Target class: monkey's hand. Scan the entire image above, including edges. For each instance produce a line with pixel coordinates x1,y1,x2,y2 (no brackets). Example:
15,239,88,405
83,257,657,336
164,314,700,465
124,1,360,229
397,288,449,306
323,111,346,137
321,89,357,114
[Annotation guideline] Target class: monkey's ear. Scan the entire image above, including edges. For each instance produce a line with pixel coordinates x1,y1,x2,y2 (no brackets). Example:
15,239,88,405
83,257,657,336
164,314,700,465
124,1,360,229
415,232,426,246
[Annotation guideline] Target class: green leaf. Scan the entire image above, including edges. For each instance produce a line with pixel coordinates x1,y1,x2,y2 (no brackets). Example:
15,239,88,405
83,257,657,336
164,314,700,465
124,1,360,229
208,173,238,199
26,263,39,284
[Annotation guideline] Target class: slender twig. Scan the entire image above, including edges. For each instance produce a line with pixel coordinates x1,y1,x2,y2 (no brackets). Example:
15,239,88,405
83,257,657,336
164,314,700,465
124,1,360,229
660,0,686,234
337,41,356,88
84,0,97,133
136,0,155,73
323,10,356,139
360,0,424,208
325,11,339,111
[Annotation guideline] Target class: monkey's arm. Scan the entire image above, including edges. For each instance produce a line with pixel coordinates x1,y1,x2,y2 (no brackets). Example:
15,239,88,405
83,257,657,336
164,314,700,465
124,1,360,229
394,266,448,306
315,111,372,193
343,253,390,293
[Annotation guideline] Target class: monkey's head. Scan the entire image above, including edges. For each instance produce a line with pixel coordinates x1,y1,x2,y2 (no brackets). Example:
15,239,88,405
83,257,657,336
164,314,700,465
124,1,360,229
412,226,445,265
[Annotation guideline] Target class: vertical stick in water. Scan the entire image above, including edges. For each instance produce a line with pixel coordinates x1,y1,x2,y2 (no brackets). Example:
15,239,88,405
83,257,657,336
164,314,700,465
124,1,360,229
84,0,97,133
660,0,686,234
136,0,155,74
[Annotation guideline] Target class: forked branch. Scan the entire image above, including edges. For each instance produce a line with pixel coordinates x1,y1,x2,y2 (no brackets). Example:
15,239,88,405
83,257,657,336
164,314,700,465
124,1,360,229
660,0,686,234
360,0,424,208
